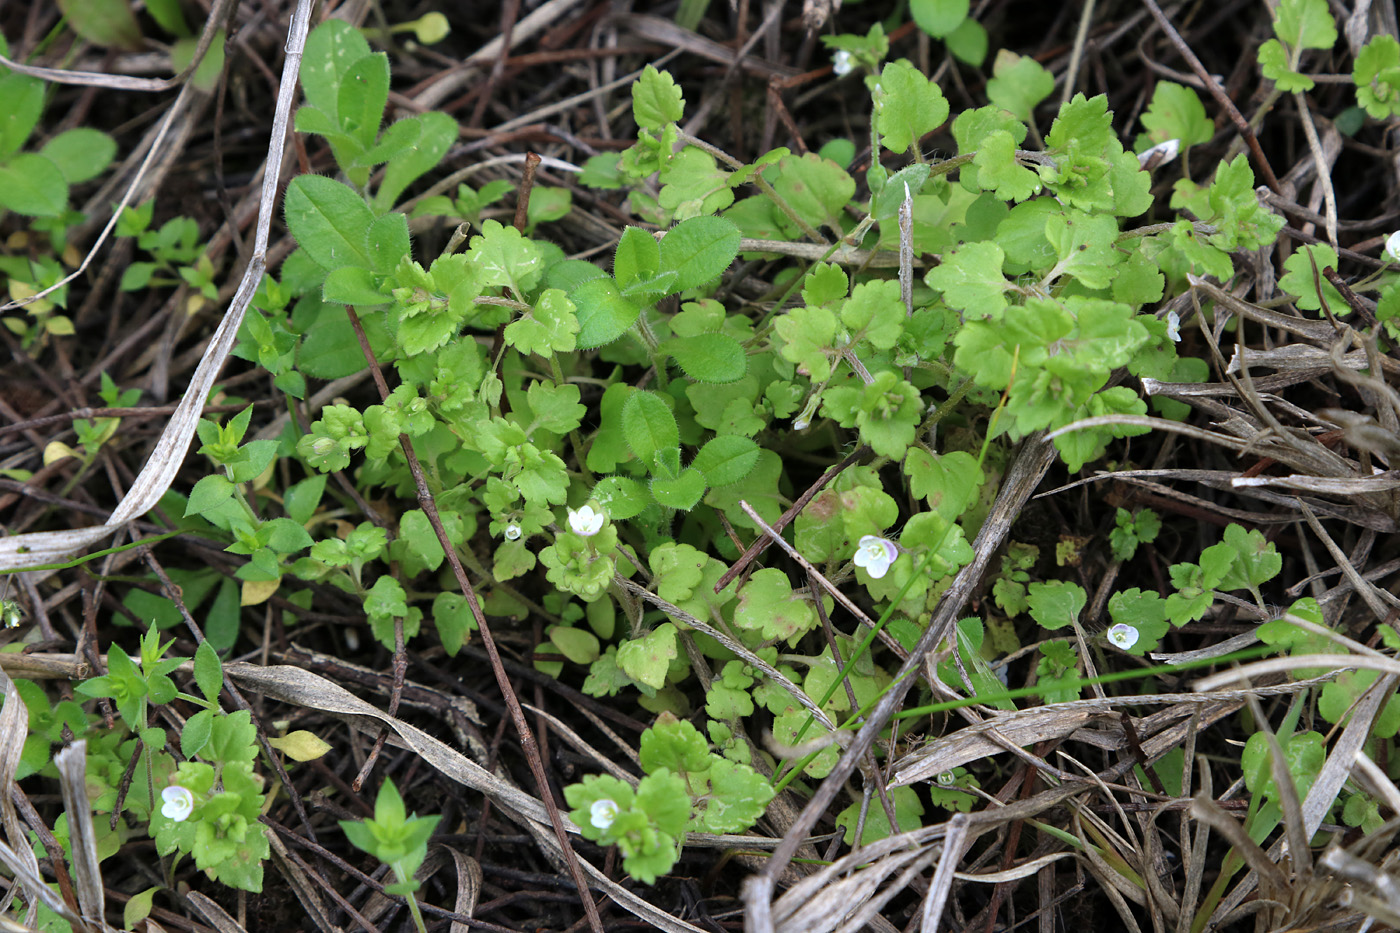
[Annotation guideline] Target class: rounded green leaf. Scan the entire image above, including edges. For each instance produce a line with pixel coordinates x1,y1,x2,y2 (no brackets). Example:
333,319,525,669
651,467,706,511
909,0,969,38
658,215,741,292
40,128,116,184
548,625,601,664
572,277,642,348
592,476,651,519
621,390,679,466
692,435,760,486
0,154,68,217
665,333,747,383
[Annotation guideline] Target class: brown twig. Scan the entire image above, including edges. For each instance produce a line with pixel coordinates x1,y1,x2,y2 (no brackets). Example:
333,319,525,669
341,307,605,933
714,445,869,593
513,151,543,233
1140,0,1281,194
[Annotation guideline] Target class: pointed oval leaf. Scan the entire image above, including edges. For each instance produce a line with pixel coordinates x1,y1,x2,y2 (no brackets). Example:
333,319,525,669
691,435,760,486
621,390,679,467
572,277,641,348
283,174,373,270
665,333,747,383
658,216,741,292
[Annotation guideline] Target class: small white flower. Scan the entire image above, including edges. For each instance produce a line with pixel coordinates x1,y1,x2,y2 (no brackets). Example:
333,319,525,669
852,535,898,580
1107,623,1139,651
832,49,854,77
793,418,810,431
937,771,956,786
504,522,522,541
1166,310,1181,343
161,785,194,822
589,798,619,830
1385,230,1400,264
567,505,605,537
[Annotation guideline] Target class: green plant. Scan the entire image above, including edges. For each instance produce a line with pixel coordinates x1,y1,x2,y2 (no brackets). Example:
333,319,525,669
152,6,1364,889
341,778,441,933
35,636,273,892
563,713,773,883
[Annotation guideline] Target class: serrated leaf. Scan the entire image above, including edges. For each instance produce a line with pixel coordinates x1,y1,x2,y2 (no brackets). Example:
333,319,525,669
1279,244,1347,312
973,130,1040,202
1026,580,1086,630
876,59,950,155
1137,82,1213,150
616,623,678,690
986,50,1055,123
1259,40,1314,92
925,240,1007,318
771,153,856,238
1273,0,1337,51
734,568,817,643
632,66,685,131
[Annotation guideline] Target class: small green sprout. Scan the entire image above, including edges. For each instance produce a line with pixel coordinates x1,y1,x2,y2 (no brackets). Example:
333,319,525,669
341,778,441,933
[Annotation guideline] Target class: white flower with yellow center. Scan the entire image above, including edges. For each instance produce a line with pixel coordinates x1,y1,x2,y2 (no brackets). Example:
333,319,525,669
853,535,898,579
589,798,619,830
567,505,604,537
1107,623,1139,651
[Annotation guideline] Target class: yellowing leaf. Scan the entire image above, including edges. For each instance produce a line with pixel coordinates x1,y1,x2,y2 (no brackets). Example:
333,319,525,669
268,730,333,762
241,578,280,606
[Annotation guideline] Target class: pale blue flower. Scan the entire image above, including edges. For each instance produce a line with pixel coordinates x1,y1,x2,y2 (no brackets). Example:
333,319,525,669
1108,623,1139,651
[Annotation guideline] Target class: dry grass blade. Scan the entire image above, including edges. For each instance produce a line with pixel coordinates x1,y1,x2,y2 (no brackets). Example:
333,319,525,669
1318,846,1400,927
770,825,946,933
0,0,231,91
746,436,1060,932
892,707,1100,784
185,892,248,933
219,662,551,823
772,844,935,933
51,743,103,930
263,830,339,933
953,851,1077,883
0,673,38,925
217,662,708,933
438,846,483,933
0,0,312,576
